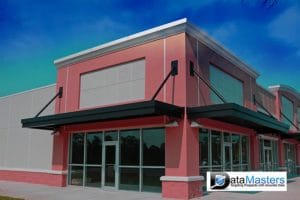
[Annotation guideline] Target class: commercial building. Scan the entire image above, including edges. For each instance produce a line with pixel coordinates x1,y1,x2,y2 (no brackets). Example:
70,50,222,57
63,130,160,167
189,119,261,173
0,18,299,199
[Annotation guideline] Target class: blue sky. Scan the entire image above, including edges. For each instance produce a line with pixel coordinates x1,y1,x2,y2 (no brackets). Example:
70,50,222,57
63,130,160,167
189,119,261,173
0,0,299,96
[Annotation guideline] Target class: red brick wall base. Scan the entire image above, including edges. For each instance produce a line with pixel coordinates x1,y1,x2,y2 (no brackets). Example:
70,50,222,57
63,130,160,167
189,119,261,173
162,180,202,199
0,170,67,187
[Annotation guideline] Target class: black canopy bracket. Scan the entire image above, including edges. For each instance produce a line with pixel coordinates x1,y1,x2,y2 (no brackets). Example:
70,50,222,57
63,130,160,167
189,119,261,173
35,87,63,118
189,61,227,104
253,94,275,119
151,60,178,101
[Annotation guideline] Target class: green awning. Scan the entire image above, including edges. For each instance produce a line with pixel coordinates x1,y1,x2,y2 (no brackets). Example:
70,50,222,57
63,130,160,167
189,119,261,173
21,100,183,130
187,103,289,134
281,133,300,140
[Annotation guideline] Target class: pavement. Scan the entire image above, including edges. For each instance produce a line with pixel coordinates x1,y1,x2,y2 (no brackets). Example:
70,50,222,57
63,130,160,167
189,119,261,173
0,177,300,200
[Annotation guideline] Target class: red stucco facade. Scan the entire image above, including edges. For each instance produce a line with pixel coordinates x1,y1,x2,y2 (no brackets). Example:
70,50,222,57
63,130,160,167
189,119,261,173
1,19,299,199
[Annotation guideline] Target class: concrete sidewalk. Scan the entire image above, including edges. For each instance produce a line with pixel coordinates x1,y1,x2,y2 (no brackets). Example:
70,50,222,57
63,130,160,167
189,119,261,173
1,177,300,200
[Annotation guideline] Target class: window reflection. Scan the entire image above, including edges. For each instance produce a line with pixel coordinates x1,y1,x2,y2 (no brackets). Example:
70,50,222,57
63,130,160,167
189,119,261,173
211,130,222,166
199,129,250,172
199,129,209,166
119,168,139,191
71,133,84,164
143,128,165,166
86,132,102,165
120,129,139,165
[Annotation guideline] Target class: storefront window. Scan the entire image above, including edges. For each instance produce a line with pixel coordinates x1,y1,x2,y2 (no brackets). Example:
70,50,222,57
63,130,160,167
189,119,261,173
241,136,249,171
211,130,222,167
298,108,300,128
142,128,165,192
143,128,165,166
284,143,296,176
68,128,165,192
71,133,84,164
120,129,140,165
86,132,102,165
259,138,278,171
210,65,244,105
105,130,118,141
232,134,240,171
199,129,250,173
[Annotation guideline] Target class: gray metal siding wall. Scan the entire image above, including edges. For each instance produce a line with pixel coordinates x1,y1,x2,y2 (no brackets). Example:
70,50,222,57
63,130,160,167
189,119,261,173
0,85,55,170
80,59,145,108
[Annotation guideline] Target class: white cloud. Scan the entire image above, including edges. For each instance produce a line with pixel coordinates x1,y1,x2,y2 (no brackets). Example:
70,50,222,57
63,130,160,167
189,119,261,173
268,6,300,49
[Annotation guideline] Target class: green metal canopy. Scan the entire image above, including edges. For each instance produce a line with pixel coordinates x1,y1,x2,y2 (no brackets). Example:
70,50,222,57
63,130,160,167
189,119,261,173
187,103,289,134
281,132,300,140
21,100,184,130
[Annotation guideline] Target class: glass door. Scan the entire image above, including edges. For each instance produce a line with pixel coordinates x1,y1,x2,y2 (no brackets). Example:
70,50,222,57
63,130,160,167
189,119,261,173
264,148,272,171
102,142,118,188
223,143,232,171
285,143,296,177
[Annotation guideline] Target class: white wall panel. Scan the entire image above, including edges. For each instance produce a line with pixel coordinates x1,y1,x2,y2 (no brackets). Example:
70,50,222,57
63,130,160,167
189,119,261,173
80,59,145,108
0,85,55,170
0,98,9,129
0,129,7,166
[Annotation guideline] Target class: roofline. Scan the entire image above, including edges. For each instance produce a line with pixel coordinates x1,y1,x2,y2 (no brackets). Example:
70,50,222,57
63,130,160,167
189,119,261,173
54,18,260,78
0,84,56,100
256,84,276,98
269,84,300,99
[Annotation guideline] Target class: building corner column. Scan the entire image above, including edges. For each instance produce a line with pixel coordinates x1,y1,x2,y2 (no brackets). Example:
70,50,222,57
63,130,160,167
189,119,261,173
162,113,203,199
51,128,69,187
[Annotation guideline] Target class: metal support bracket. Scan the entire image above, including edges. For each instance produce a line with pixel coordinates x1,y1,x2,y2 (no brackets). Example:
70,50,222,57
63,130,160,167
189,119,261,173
189,61,227,103
151,60,178,101
35,87,63,118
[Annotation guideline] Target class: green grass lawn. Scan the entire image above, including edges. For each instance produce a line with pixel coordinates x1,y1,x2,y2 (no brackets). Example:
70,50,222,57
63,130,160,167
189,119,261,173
0,195,24,200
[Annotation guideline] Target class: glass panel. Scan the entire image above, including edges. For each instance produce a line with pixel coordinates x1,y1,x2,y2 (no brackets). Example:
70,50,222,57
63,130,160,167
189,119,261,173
86,132,102,165
241,136,249,164
232,134,240,165
232,165,240,171
69,166,83,186
120,129,140,165
105,130,118,141
272,140,278,167
211,130,222,167
200,167,209,180
211,166,223,172
224,145,231,171
142,168,164,192
210,65,243,105
264,140,271,147
298,108,300,128
85,167,101,187
241,165,248,171
143,128,165,166
264,149,272,171
105,145,116,187
71,133,84,164
224,132,231,142
119,167,139,191
281,96,294,127
199,129,209,167
259,139,264,167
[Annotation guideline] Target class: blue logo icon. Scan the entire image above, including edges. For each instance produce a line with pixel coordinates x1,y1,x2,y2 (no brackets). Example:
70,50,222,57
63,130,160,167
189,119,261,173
215,175,225,186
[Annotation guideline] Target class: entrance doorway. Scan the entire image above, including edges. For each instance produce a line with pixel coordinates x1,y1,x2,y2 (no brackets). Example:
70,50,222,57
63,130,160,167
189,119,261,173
102,142,118,188
284,143,296,177
264,147,272,171
259,138,278,171
223,143,232,171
